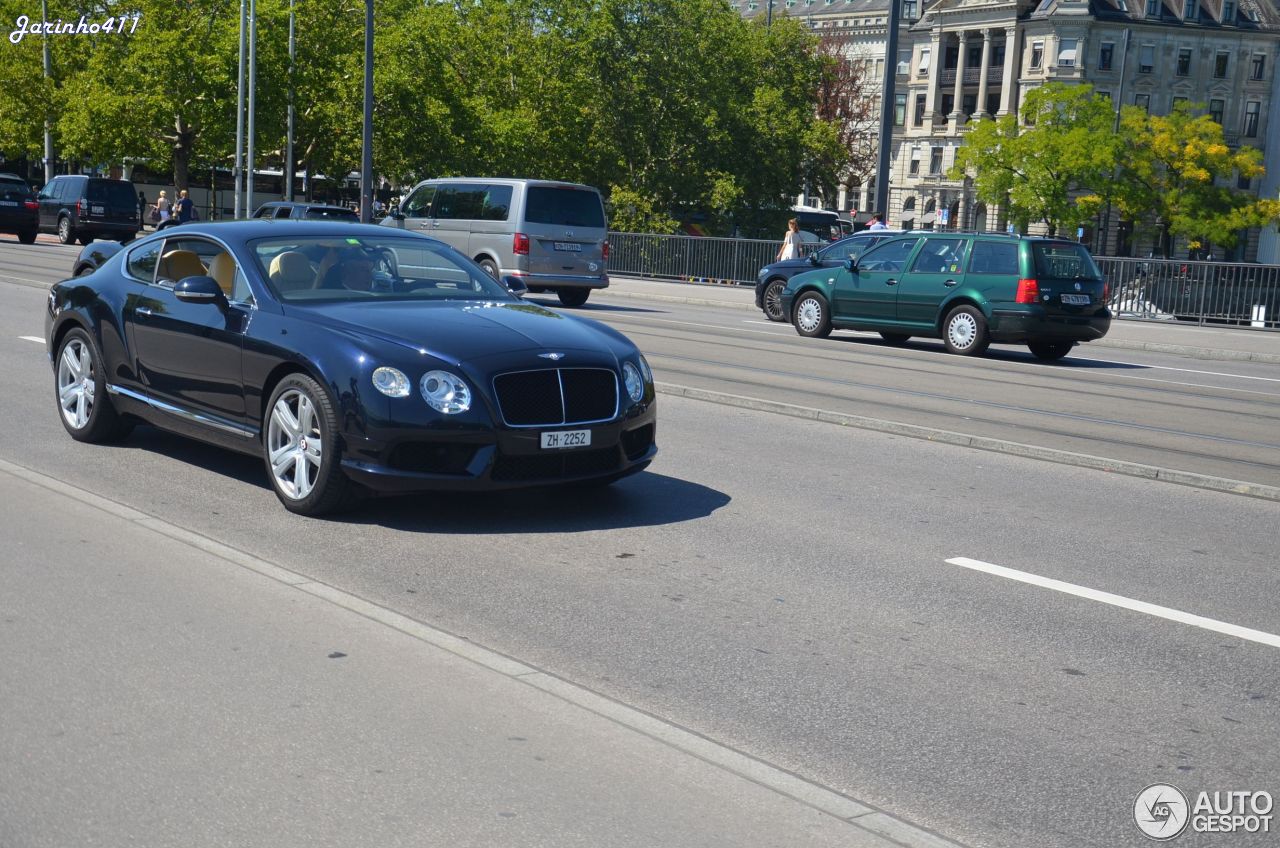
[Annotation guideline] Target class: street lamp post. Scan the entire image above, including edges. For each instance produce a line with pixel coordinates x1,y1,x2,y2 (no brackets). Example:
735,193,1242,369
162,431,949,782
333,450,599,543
246,0,258,212
234,0,246,216
41,0,53,183
874,0,903,221
285,0,295,202
360,0,374,223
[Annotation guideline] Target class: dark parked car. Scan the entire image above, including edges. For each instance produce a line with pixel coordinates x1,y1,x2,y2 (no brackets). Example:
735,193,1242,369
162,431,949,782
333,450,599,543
782,233,1111,360
252,201,359,222
37,175,140,244
0,173,39,244
45,221,657,515
755,230,904,321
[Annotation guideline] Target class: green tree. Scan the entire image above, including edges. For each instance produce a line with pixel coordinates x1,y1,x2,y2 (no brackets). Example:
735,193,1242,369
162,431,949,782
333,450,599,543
1113,102,1280,257
952,83,1119,235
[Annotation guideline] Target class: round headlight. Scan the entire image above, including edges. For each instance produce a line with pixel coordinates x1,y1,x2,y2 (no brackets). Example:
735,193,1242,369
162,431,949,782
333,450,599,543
372,366,410,398
622,361,644,403
420,370,471,414
638,353,652,384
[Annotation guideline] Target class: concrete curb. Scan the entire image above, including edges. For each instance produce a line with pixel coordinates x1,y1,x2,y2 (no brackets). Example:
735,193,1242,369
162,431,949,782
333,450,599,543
595,285,1280,365
0,455,969,848
656,381,1280,503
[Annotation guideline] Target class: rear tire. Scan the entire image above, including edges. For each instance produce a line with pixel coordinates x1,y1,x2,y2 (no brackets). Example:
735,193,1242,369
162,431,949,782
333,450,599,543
557,288,590,307
263,374,358,516
879,332,911,345
762,279,787,322
478,258,499,279
793,292,832,338
1028,341,1074,361
57,216,75,245
942,305,990,356
54,327,134,443
18,230,36,245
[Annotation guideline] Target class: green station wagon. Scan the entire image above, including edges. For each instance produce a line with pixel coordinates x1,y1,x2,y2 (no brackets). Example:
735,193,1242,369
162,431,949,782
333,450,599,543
780,234,1112,360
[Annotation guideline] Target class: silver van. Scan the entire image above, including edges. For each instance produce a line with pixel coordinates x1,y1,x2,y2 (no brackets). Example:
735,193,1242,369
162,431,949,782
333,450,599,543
383,177,609,306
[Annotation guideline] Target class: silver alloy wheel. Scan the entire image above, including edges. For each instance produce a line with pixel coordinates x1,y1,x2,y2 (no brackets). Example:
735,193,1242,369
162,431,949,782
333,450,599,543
58,217,71,244
56,338,95,430
266,389,323,500
764,281,784,320
947,311,978,350
796,297,823,333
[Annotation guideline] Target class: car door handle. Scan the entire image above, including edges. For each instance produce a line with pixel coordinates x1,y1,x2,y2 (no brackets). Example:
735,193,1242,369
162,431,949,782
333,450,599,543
943,279,959,287
135,307,152,317
885,278,898,286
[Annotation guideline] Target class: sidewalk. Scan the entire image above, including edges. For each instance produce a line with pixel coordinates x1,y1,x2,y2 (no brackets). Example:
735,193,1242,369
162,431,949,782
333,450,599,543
0,460,950,848
601,275,1280,364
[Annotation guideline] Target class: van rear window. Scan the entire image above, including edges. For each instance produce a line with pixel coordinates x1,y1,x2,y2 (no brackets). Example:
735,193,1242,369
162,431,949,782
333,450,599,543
1033,242,1102,280
525,187,605,228
87,180,137,207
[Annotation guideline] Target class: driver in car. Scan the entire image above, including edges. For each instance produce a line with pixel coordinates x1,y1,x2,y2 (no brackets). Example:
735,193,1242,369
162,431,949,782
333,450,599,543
319,248,379,291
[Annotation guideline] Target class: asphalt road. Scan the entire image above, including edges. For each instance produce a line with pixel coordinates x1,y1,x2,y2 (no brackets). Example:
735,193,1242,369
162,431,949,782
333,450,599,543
2,238,1278,847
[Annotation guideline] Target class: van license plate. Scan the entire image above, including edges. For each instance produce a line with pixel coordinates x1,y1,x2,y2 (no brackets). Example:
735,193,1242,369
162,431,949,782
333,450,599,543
541,429,591,449
553,242,582,252
1060,294,1090,305
91,205,105,214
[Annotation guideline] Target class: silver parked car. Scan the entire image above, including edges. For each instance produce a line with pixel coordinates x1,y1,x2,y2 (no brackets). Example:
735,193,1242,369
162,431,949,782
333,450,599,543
382,177,609,307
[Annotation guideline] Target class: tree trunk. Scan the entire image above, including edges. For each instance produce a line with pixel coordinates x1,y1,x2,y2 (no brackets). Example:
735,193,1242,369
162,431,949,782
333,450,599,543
170,115,197,191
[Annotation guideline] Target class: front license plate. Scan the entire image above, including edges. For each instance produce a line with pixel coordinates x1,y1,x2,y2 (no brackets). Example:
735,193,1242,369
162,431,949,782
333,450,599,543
91,205,105,214
553,242,582,252
1060,294,1090,305
541,429,591,449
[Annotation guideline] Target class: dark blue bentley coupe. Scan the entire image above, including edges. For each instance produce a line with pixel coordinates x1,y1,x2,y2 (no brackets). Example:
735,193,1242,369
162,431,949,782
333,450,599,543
45,221,657,515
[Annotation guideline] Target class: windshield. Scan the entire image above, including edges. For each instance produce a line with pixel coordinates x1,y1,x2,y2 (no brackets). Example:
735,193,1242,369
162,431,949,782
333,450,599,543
1033,242,1103,280
250,235,514,303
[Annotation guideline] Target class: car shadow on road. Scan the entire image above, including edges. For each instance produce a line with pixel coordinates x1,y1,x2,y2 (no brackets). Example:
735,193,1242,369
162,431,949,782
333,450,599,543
522,296,662,314
832,335,1147,368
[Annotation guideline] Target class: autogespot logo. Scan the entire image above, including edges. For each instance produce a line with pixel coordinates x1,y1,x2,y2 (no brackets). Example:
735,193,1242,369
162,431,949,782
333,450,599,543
1135,784,1190,841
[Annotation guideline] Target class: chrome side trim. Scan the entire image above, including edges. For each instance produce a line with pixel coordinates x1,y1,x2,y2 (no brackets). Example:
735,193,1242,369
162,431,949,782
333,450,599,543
106,383,256,438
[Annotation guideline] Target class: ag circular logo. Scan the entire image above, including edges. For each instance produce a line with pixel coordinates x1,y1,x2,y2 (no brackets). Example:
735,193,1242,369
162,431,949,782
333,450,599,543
1135,784,1190,840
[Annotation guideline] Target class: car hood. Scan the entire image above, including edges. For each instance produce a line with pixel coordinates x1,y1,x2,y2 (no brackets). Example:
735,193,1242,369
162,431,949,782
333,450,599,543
285,299,625,363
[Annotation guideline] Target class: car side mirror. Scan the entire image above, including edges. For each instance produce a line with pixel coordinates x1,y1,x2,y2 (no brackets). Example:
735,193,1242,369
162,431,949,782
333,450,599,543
808,253,820,266
500,274,528,297
390,209,405,220
175,275,229,309
843,258,858,272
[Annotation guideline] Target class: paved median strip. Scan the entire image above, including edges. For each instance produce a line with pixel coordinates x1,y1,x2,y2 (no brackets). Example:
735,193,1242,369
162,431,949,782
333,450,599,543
0,454,966,848
655,381,1280,502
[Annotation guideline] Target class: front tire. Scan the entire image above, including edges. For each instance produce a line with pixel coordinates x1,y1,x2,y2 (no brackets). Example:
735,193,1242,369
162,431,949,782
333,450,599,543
793,292,832,338
18,229,36,245
57,216,75,245
557,288,590,307
762,279,787,322
1028,341,1074,361
263,374,356,516
54,327,133,443
942,305,990,356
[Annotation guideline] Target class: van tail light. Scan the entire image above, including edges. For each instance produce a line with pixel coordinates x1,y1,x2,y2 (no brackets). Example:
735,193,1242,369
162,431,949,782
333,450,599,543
1102,280,1110,302
602,240,610,262
513,232,530,256
1015,278,1040,304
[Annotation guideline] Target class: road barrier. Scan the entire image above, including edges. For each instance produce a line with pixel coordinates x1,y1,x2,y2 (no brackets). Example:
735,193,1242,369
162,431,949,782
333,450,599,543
606,232,1280,330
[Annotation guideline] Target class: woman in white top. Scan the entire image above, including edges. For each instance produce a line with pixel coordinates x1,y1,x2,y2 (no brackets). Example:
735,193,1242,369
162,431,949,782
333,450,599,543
776,218,802,262
153,190,171,223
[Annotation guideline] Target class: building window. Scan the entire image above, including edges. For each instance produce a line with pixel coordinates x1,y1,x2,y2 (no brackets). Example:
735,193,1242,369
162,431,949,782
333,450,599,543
918,47,930,76
903,0,917,18
968,43,983,68
1222,0,1235,20
875,58,884,79
1215,51,1229,78
941,93,954,115
962,93,977,116
1135,93,1151,112
944,44,958,70
993,43,1006,67
914,93,926,125
1243,101,1260,137
929,147,943,176
1030,41,1044,69
1058,39,1078,67
1183,0,1196,18
895,93,907,126
1096,90,1112,101
1176,48,1192,75
897,49,911,74
1250,53,1265,80
1145,0,1160,15
909,148,922,175
1209,98,1224,124
1238,173,1251,190
1172,95,1189,111
1138,45,1155,73
1099,42,1115,70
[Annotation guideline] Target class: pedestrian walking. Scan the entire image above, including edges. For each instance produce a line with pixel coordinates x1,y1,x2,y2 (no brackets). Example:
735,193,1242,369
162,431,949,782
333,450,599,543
175,189,194,223
138,190,147,226
776,218,803,262
867,213,888,231
152,190,171,224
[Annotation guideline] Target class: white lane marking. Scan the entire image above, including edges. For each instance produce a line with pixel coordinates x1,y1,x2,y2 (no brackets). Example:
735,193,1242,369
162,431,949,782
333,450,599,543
0,273,57,287
18,335,43,343
1083,356,1280,384
946,556,1280,650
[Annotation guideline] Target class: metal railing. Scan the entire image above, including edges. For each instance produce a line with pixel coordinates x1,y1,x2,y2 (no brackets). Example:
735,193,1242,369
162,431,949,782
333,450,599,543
607,231,1280,329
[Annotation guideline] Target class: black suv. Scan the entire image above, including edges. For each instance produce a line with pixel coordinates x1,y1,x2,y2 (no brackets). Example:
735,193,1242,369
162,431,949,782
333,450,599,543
252,201,359,221
37,175,140,244
0,173,39,244
755,230,904,321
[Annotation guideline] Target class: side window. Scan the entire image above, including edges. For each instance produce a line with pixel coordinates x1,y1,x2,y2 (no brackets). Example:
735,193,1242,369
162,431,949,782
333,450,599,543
480,185,513,221
909,238,968,274
51,179,68,200
968,241,1020,275
401,185,435,217
253,206,273,218
432,186,460,219
858,238,919,273
126,241,162,283
825,237,870,262
449,186,486,220
274,206,292,219
231,267,255,305
155,238,215,284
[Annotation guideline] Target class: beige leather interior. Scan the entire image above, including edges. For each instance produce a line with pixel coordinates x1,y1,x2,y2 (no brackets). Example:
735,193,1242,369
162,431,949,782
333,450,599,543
207,252,237,296
269,251,315,292
157,250,206,283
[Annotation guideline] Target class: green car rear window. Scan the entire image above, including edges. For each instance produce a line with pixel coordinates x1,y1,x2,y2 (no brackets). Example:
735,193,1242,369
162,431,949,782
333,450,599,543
1033,243,1102,280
